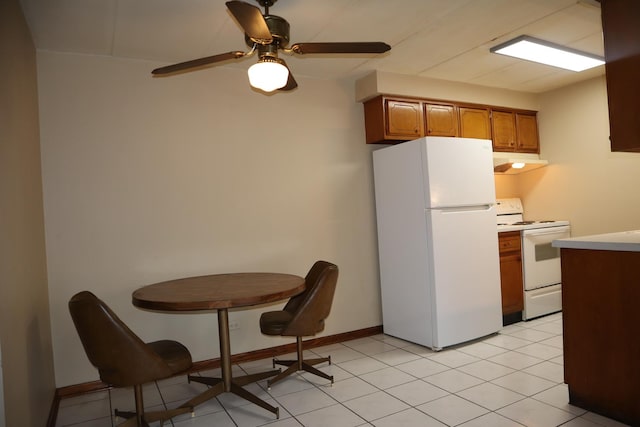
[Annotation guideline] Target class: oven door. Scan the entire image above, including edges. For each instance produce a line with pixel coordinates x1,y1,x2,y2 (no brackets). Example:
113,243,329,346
522,225,571,291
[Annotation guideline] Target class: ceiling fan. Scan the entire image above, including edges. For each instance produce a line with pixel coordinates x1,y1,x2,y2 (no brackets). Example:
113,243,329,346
151,0,391,92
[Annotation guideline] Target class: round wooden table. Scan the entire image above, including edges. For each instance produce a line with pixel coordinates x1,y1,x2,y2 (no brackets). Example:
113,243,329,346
132,272,306,417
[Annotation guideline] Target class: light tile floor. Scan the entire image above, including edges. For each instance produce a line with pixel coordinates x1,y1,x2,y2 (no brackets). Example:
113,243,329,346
56,313,631,427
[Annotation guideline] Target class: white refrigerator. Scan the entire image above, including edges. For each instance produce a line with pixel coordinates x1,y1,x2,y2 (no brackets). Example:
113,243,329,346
373,136,502,350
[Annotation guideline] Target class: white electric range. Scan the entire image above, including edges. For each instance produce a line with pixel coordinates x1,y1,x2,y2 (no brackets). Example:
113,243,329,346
496,198,570,320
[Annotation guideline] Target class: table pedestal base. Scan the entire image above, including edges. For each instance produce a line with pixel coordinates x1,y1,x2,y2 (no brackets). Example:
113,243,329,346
181,369,281,417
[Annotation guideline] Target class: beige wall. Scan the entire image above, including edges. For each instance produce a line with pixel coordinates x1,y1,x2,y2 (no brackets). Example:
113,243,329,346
37,53,640,389
0,1,56,425
510,76,640,236
37,51,383,386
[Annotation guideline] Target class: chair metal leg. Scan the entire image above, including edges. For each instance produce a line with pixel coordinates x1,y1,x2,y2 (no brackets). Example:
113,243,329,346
267,336,333,388
115,384,193,427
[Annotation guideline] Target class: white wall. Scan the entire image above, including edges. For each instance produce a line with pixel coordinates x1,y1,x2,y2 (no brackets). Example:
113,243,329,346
519,76,640,236
37,52,382,387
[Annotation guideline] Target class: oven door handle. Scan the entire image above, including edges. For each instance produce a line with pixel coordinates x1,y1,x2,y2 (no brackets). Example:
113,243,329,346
523,226,570,236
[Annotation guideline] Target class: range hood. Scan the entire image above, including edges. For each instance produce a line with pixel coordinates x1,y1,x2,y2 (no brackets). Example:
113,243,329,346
493,152,548,174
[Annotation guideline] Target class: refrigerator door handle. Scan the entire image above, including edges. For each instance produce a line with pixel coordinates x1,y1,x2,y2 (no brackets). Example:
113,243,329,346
436,204,494,213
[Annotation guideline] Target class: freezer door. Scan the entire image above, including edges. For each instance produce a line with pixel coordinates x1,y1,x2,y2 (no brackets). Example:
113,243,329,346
420,137,496,208
427,205,502,348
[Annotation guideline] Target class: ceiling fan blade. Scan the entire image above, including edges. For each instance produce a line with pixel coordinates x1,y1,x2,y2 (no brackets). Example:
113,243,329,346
289,42,391,55
152,51,246,76
226,1,272,44
279,61,298,91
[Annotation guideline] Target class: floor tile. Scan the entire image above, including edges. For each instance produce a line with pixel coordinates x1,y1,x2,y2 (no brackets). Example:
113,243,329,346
402,343,437,357
458,411,526,426
314,346,366,364
370,334,413,348
358,366,416,389
416,394,489,426
275,387,336,416
532,384,587,416
457,359,516,381
372,407,446,427
371,348,421,365
427,349,480,368
320,376,378,403
296,403,366,427
263,375,315,397
338,356,389,376
488,350,545,370
423,369,484,393
226,398,291,427
503,328,556,343
529,321,564,335
491,371,557,396
300,363,353,385
456,382,525,411
342,338,398,356
539,335,564,349
384,379,449,406
581,411,632,427
514,342,563,360
456,341,509,359
342,390,410,422
54,331,630,427
395,357,449,378
523,360,565,383
496,397,575,426
483,334,532,350
55,396,112,426
173,406,237,426
560,417,606,426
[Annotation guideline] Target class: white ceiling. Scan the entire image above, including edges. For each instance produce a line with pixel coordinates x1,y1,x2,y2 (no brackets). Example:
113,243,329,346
19,0,605,93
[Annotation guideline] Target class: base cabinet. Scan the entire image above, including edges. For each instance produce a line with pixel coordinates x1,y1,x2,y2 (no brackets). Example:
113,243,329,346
560,248,640,425
498,232,524,316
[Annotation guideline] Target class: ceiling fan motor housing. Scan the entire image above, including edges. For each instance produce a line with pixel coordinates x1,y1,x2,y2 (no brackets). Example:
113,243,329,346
245,14,290,48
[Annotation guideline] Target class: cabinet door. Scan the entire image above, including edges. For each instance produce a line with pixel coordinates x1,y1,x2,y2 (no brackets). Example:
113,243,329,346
498,232,524,315
386,99,424,139
425,103,458,137
491,110,517,151
459,107,491,139
500,253,524,314
601,0,640,152
516,113,539,153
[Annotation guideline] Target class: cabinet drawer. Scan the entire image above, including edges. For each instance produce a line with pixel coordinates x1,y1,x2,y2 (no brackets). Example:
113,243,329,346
499,232,521,253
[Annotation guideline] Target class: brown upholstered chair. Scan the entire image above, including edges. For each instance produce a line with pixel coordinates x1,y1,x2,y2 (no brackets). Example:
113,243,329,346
259,261,339,388
69,291,194,427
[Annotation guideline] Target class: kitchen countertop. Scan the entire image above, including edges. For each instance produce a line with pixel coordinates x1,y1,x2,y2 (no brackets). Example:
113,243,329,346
552,230,640,252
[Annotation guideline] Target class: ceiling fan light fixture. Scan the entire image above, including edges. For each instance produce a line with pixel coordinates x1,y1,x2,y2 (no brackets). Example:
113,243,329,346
248,56,289,92
490,35,604,72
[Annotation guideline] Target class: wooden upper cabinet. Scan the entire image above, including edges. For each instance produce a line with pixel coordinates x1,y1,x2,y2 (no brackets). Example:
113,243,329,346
515,113,539,153
364,96,423,143
492,110,540,153
424,103,458,137
386,99,423,138
600,0,640,152
362,94,538,150
491,110,517,151
459,107,491,139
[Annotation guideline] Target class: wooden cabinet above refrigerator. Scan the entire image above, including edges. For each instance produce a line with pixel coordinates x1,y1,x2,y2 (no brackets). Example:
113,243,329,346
362,94,539,153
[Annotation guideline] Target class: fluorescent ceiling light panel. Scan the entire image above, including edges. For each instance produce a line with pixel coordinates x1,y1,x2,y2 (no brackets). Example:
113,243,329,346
491,35,604,72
